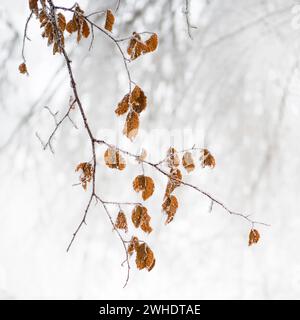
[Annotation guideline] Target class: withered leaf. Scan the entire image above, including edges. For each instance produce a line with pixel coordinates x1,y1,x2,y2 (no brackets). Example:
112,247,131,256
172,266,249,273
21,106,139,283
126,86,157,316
104,9,115,32
66,19,78,33
162,195,179,224
19,63,28,74
167,147,180,168
82,20,90,38
115,210,128,233
29,0,38,11
75,162,93,190
128,236,139,256
145,33,158,52
130,86,147,113
131,205,152,233
123,110,139,141
104,148,126,170
57,13,66,32
133,175,155,201
164,168,182,198
115,94,129,116
127,32,158,60
135,242,155,271
201,149,216,168
182,151,195,173
248,229,260,246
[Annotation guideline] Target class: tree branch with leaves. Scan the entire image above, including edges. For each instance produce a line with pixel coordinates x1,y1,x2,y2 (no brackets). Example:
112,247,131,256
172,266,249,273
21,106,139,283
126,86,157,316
20,0,269,288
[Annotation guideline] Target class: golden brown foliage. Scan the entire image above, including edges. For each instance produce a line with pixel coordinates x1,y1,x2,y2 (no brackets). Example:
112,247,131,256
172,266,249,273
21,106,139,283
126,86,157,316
115,94,130,115
75,162,93,190
201,149,216,168
104,148,126,170
130,86,147,114
131,205,152,233
29,0,38,13
127,32,158,60
65,5,90,42
165,168,182,198
133,175,155,201
167,147,180,168
115,210,128,233
19,63,28,74
135,242,155,271
162,195,179,224
127,236,139,256
145,33,158,52
57,13,66,32
39,9,65,55
182,152,195,173
104,9,115,32
123,110,139,141
248,229,260,246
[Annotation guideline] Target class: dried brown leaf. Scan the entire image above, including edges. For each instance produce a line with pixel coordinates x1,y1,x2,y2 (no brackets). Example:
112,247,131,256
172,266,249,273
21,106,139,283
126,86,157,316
66,19,77,33
201,149,216,168
104,148,126,170
135,243,155,271
115,94,130,116
115,210,128,233
82,20,90,38
167,147,180,168
131,205,152,233
104,9,115,32
57,13,66,32
75,162,93,190
145,33,158,52
123,110,139,140
182,151,195,173
130,86,147,113
127,236,139,256
162,195,179,224
248,229,260,246
19,63,28,75
133,175,155,201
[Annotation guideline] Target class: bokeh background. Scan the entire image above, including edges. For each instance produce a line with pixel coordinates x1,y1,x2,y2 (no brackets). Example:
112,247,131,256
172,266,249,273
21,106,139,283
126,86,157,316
0,0,300,299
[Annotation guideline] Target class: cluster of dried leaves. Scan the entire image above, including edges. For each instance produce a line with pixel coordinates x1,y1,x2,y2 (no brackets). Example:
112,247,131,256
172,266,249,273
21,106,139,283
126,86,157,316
115,86,147,140
128,237,155,271
127,32,158,60
65,5,90,42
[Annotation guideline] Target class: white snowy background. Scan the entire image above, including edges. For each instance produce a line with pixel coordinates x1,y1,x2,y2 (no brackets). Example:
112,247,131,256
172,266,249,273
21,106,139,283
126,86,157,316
0,0,300,299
